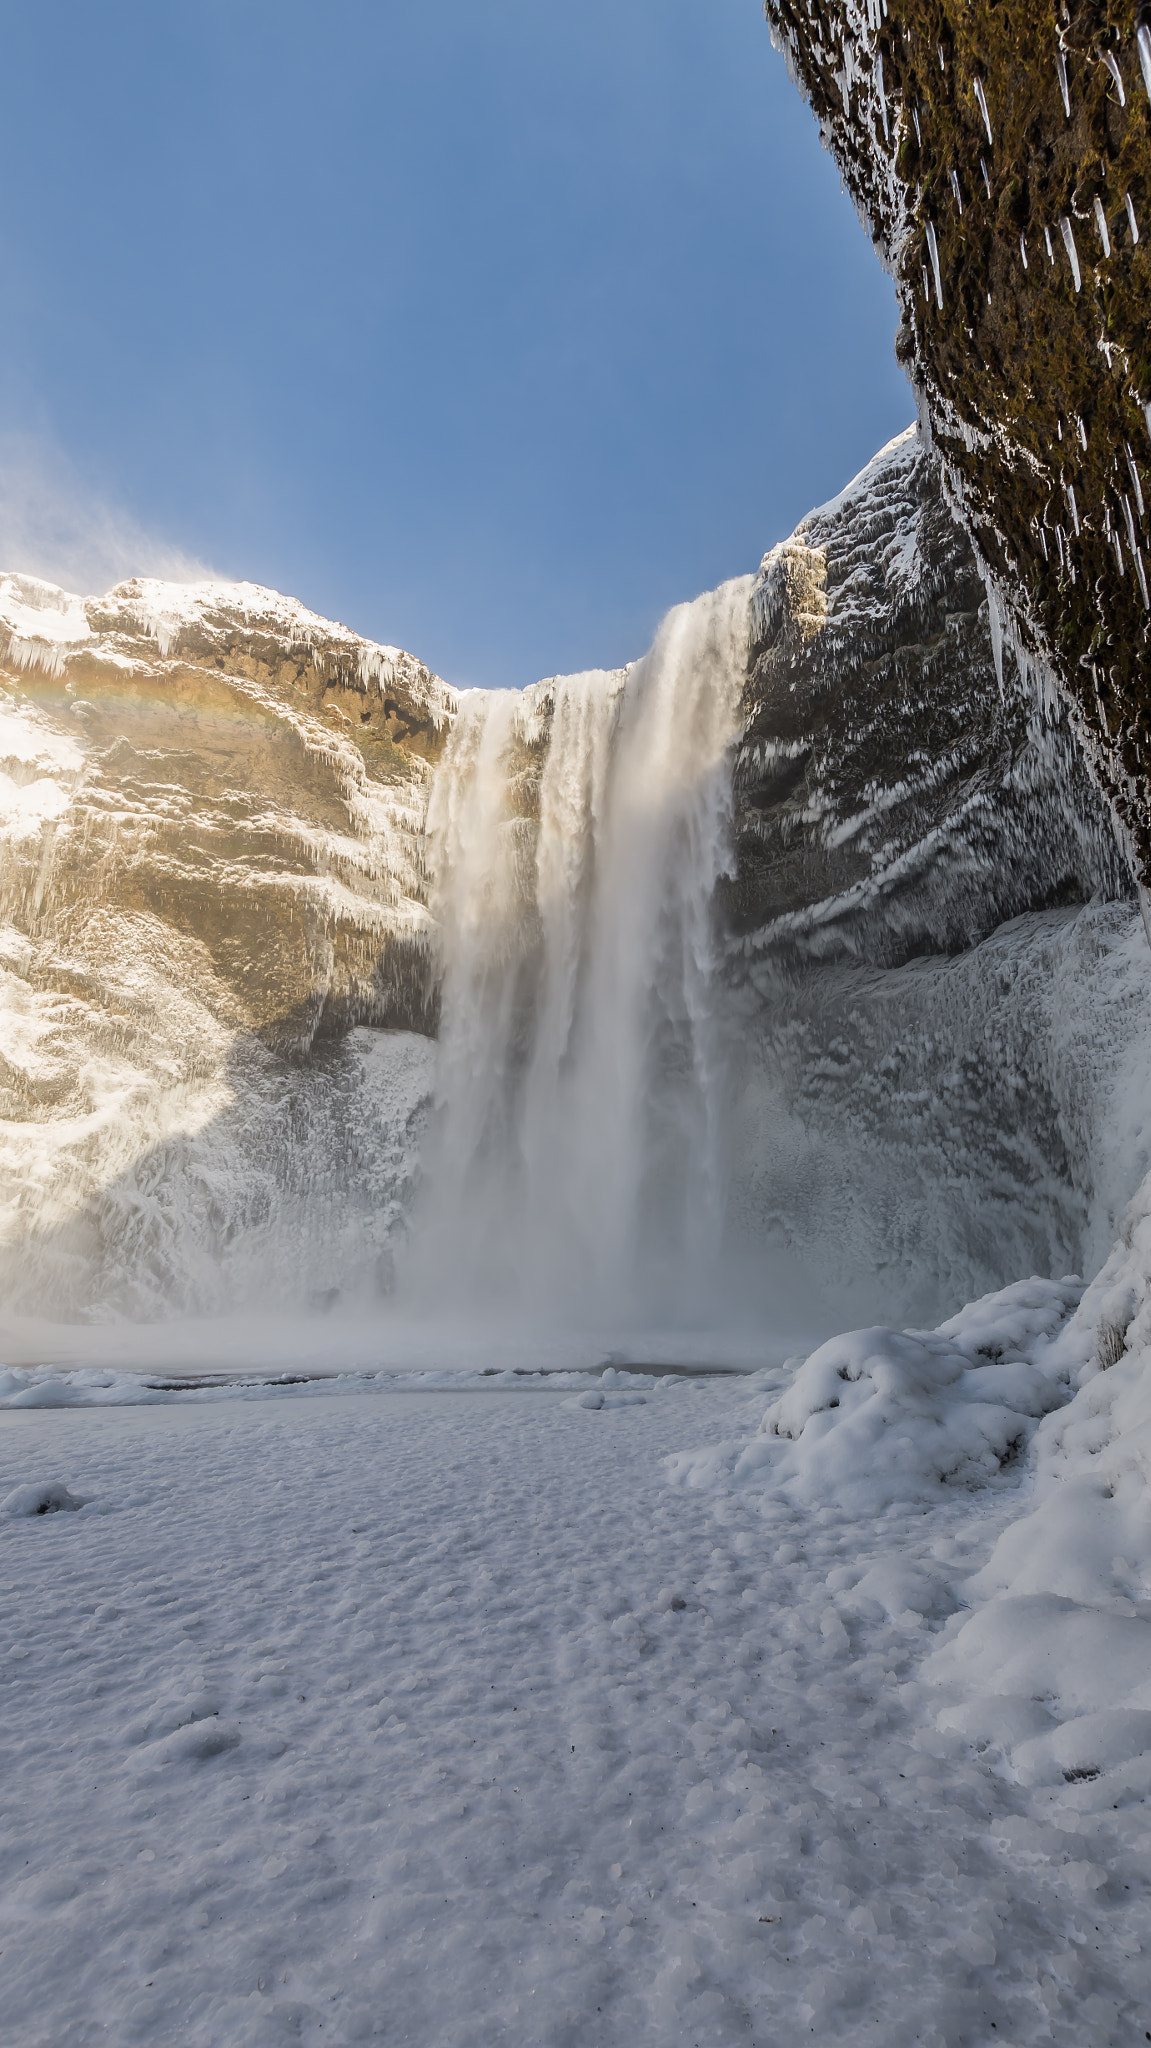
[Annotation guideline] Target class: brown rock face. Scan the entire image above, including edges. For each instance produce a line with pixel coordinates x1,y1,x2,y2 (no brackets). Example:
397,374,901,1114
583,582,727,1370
1,574,453,1057
0,574,452,1321
763,0,1151,880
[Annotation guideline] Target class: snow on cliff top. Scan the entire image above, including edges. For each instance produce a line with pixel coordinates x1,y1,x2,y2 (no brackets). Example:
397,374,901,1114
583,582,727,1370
0,570,454,718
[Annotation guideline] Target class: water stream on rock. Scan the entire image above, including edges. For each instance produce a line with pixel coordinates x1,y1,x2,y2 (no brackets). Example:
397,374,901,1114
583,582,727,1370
402,577,754,1323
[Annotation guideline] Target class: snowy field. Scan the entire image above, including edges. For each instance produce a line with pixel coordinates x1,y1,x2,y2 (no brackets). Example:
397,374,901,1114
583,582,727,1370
4,1348,1151,2048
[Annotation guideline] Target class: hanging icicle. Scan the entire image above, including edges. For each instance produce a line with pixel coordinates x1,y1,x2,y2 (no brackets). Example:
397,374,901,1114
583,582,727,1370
984,578,1005,698
950,168,964,214
1126,192,1140,243
1125,442,1145,518
1056,50,1071,117
875,52,889,140
1060,215,1082,291
1067,483,1081,535
972,75,993,143
1102,48,1126,105
912,102,921,145
980,158,992,198
1137,22,1151,102
1044,224,1056,263
1094,195,1111,256
925,219,943,308
1019,231,1029,269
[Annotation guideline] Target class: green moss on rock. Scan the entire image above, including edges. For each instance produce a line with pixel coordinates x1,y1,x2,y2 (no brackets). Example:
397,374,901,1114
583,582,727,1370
765,0,1151,877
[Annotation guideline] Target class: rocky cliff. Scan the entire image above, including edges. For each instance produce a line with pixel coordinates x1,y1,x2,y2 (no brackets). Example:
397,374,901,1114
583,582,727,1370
0,576,451,1319
1,573,452,1054
2,435,1146,1330
762,1,1151,883
728,426,1127,965
723,430,1149,1323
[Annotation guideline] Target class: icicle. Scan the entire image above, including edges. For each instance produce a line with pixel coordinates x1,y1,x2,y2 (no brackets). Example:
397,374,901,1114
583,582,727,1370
1125,442,1145,518
1114,528,1126,573
1144,400,1151,445
1136,548,1150,609
1067,484,1080,535
1094,195,1111,256
950,168,964,214
973,75,993,144
1055,525,1066,570
980,157,992,198
1103,48,1126,105
912,103,921,145
938,43,946,72
1126,192,1140,243
1057,418,1063,440
1124,493,1139,551
1060,216,1081,290
1019,231,1029,269
1056,50,1071,117
875,52,889,140
1039,525,1049,560
1044,224,1055,263
925,219,943,308
1077,415,1088,449
985,579,1005,698
922,261,930,305
1138,23,1151,102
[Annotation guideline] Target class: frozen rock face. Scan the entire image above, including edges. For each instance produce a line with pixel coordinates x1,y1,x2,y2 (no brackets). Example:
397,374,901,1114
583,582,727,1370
719,432,1151,1324
1,574,453,1053
727,428,1128,965
762,2,1151,882
1,437,1146,1332
0,575,450,1319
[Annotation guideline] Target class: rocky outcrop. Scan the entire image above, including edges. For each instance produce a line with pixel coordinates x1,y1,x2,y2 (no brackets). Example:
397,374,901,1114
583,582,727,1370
726,427,1128,964
762,2,1151,881
0,575,451,1322
1,574,454,1056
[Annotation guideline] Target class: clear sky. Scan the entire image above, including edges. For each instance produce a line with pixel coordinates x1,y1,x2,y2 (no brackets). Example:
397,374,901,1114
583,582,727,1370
0,0,911,690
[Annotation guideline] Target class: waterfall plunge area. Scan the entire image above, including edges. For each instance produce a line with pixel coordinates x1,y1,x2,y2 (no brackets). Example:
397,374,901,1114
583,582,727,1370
5,569,1151,1378
401,577,755,1342
399,569,1151,1365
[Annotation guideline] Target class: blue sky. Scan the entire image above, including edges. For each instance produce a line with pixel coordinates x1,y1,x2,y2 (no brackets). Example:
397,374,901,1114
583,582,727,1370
0,1,910,689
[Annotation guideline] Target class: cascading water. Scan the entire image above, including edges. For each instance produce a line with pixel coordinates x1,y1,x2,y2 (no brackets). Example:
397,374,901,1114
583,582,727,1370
6,441,1151,1369
404,577,754,1323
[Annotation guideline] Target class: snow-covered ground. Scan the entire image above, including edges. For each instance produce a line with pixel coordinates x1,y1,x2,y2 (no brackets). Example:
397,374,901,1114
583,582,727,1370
4,1339,1151,2047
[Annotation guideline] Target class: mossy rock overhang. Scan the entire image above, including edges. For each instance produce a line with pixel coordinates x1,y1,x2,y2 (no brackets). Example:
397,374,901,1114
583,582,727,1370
764,0,1151,880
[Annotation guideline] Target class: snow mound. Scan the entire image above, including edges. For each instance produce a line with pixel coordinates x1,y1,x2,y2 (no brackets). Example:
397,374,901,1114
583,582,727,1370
922,1179,1151,1789
671,1278,1081,1512
1,1479,84,1517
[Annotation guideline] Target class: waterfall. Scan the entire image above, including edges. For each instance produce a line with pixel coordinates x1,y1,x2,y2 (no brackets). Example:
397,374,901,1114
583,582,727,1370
404,576,754,1322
